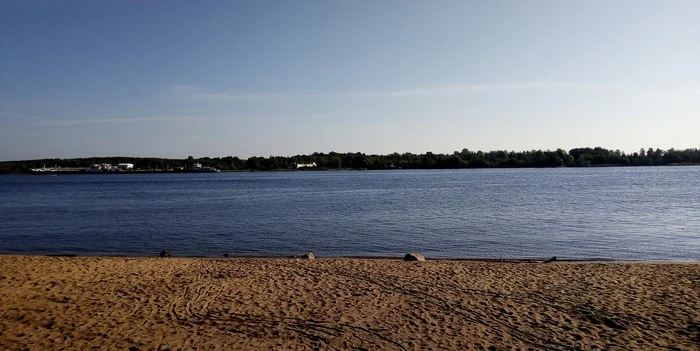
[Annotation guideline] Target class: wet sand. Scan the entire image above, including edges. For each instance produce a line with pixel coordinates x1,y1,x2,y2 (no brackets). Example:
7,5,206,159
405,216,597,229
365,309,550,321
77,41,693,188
0,255,698,350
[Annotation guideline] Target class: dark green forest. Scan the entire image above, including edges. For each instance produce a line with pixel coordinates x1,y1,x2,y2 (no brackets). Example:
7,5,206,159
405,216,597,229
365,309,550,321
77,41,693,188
1,147,699,174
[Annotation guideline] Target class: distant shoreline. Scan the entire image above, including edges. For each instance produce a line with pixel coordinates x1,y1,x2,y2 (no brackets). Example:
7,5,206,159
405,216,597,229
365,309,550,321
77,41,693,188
1,163,699,175
2,146,699,174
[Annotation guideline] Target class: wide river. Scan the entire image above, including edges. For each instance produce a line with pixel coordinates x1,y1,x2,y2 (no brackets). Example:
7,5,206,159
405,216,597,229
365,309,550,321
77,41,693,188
1,167,698,261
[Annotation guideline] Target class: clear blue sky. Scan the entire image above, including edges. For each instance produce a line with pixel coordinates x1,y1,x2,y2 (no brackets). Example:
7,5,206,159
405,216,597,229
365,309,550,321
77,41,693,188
1,0,698,160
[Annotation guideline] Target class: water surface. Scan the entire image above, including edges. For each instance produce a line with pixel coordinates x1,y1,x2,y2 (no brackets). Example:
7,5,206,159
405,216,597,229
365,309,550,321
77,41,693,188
1,167,698,260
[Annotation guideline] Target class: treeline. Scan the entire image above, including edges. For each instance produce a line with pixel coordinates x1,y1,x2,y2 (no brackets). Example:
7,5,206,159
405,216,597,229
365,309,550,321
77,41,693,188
1,147,699,174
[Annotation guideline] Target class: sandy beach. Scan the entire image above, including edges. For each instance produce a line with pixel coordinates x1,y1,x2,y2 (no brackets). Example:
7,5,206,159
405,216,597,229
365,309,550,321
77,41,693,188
0,256,698,350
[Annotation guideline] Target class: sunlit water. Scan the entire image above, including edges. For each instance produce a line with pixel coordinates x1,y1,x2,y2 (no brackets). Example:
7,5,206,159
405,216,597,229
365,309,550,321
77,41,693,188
1,167,698,260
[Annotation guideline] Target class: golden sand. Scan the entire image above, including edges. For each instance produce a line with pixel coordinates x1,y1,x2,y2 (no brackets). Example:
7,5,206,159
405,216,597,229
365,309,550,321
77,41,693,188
0,256,698,350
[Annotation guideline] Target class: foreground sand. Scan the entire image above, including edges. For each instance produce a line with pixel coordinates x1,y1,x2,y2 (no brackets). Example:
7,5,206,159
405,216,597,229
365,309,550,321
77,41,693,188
0,256,698,350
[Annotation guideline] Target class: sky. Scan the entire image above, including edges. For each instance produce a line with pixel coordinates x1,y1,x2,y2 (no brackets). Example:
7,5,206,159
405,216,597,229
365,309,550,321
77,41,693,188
1,0,699,161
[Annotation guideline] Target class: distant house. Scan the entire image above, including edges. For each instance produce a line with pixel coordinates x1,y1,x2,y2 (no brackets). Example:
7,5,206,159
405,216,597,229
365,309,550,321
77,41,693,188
89,163,113,172
295,162,317,169
117,163,134,170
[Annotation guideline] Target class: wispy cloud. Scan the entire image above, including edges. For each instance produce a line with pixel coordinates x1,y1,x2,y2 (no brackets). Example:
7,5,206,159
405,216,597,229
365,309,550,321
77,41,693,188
170,82,609,101
169,85,352,100
383,82,608,96
657,88,700,95
33,115,231,127
0,111,40,119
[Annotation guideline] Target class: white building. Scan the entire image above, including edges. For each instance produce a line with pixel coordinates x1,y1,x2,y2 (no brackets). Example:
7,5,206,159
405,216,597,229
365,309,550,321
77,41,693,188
117,163,134,170
89,163,113,172
295,162,317,169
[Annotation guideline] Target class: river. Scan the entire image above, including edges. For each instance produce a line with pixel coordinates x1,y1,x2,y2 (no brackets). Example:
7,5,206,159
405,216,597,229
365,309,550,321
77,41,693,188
1,167,698,260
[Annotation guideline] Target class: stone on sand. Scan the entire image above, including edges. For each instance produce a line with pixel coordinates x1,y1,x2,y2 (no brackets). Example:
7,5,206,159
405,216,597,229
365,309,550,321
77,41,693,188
404,252,425,261
301,252,315,260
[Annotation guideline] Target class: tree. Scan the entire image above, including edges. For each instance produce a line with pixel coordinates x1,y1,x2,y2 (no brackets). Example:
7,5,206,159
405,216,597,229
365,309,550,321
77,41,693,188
574,155,590,167
328,156,342,169
547,152,565,167
246,157,261,170
532,150,548,167
442,155,464,168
